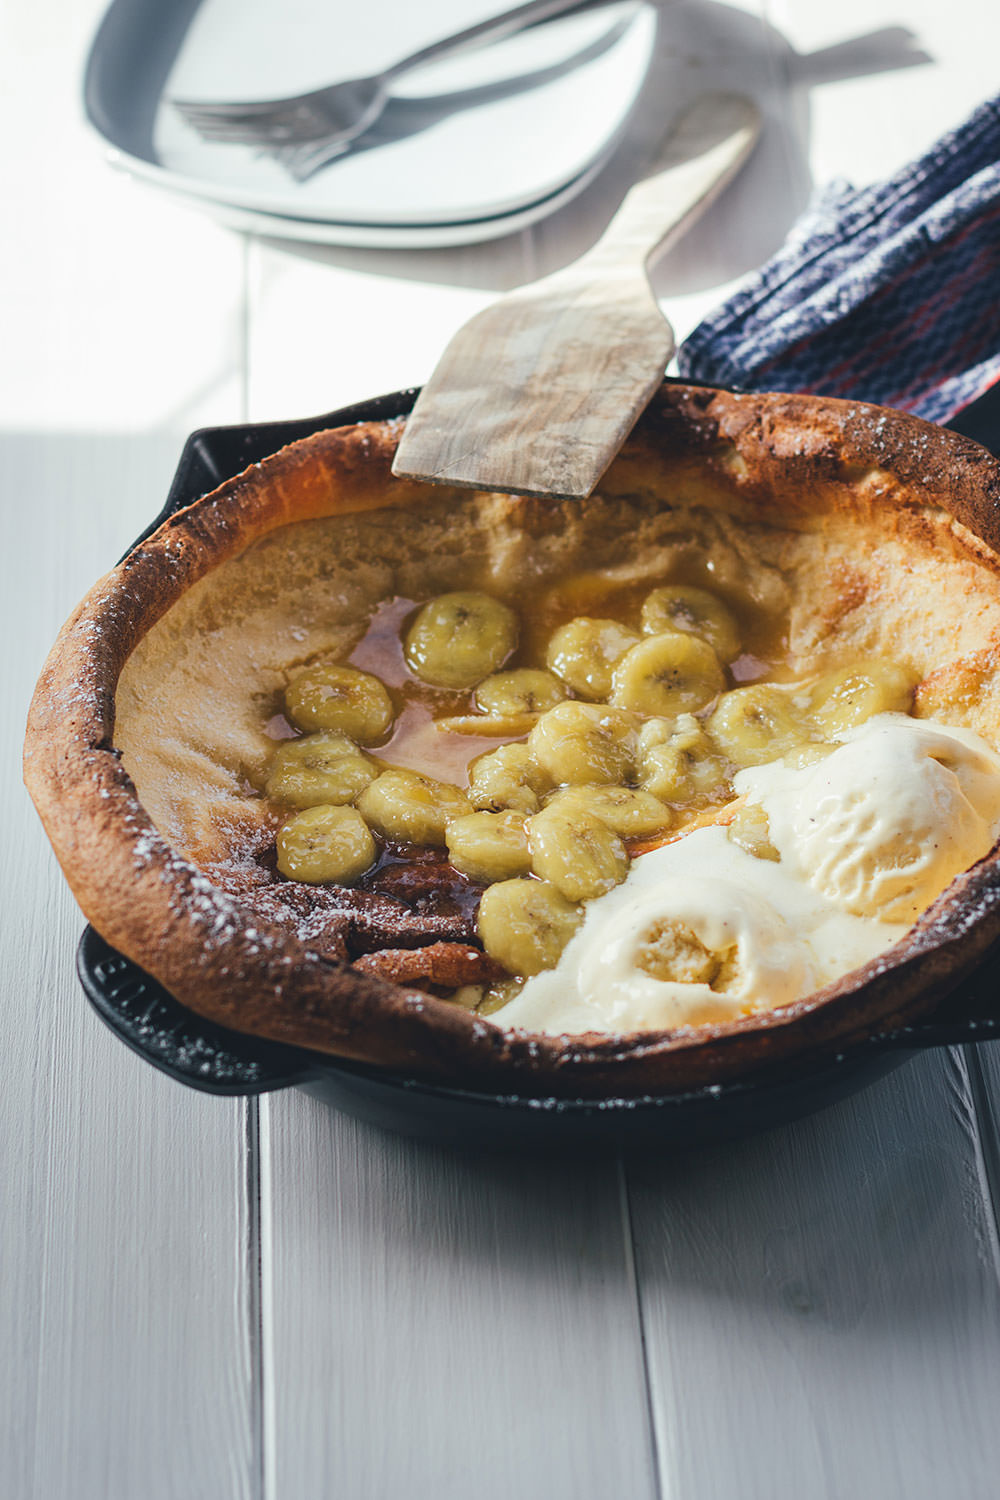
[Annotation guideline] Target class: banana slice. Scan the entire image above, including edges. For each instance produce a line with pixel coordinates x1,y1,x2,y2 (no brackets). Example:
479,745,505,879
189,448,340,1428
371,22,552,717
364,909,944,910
265,732,376,808
706,684,811,768
285,664,394,744
404,592,518,689
610,632,724,717
784,743,836,770
528,805,628,902
640,585,741,661
636,918,725,984
637,714,731,805
468,743,548,814
726,801,780,861
477,879,583,977
528,701,639,786
476,978,524,1016
447,986,485,1011
357,768,471,845
445,810,532,883
434,712,538,738
543,784,673,838
546,616,639,700
809,660,917,737
276,805,376,884
475,668,567,717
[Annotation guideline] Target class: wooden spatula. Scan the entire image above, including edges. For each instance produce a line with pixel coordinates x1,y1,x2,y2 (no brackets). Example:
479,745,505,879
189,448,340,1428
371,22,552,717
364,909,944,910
391,92,760,501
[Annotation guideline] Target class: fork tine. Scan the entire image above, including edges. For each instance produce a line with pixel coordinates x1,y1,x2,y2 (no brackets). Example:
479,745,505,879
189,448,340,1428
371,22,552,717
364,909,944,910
184,124,276,145
270,138,351,182
175,108,297,132
179,114,288,138
173,99,334,148
173,95,310,120
175,110,322,147
173,118,265,143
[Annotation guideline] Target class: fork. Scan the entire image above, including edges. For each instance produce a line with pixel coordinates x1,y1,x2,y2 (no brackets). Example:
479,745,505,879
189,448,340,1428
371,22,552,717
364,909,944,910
173,0,625,153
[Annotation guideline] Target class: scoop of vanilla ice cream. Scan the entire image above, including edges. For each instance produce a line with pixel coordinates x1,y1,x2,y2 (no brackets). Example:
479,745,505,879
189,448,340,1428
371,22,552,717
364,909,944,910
492,834,836,1036
738,715,1000,923
572,876,814,1031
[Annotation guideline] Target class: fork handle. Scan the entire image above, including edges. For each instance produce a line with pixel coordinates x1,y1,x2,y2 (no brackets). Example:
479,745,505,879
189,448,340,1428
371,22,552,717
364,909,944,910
384,0,626,80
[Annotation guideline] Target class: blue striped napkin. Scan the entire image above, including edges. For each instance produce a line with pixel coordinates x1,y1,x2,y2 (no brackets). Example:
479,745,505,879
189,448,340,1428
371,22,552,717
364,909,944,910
677,95,1000,424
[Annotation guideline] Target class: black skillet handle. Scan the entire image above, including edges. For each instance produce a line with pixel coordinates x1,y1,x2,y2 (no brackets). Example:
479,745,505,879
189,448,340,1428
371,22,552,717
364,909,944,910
77,927,318,1096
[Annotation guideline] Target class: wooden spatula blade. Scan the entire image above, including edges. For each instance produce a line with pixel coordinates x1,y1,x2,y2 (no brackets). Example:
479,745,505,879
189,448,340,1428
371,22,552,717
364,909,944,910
393,277,673,500
392,93,760,499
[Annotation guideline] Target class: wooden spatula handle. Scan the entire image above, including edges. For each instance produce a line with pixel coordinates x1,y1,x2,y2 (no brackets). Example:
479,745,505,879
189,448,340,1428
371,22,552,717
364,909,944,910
582,92,762,269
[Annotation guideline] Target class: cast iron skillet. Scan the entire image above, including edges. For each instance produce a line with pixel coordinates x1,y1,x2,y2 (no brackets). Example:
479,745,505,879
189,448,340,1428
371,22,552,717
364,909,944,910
76,382,1000,1150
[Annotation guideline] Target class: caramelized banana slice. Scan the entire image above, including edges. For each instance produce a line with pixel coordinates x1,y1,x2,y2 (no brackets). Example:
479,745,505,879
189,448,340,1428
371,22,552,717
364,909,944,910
477,879,583,977
610,633,724,717
637,714,731,805
448,985,485,1011
636,918,723,984
543,784,673,838
468,743,547,814
528,701,638,786
404,592,518,689
707,684,811,768
640,585,741,661
546,617,639,700
784,743,835,770
357,769,471,845
435,712,538,738
528,805,628,902
726,802,780,861
445,810,532,883
285,664,394,744
276,805,376,884
476,978,524,1016
265,732,376,808
809,660,918,737
475,668,567,717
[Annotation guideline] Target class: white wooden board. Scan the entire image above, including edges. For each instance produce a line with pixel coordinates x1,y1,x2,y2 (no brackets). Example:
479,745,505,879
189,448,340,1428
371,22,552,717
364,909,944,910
261,1095,656,1500
627,1052,1000,1498
3,433,255,1498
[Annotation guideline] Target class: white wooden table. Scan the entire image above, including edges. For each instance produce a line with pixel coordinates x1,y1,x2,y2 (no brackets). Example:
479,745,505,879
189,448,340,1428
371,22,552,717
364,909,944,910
5,3,1000,1496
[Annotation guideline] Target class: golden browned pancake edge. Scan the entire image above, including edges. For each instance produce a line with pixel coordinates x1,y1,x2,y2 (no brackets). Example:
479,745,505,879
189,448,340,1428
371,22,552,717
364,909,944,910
23,386,1000,1097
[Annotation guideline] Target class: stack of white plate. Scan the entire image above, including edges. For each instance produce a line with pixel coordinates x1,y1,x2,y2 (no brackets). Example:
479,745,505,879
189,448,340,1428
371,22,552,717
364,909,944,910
84,0,658,248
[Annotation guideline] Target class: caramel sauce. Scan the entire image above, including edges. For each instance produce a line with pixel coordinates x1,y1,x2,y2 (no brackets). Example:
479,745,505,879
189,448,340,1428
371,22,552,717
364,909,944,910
348,596,525,787
356,839,483,927
375,702,518,787
346,596,415,688
729,653,771,684
264,713,298,741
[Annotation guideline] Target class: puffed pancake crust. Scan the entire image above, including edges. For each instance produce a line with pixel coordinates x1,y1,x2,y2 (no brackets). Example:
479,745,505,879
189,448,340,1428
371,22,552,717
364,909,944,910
23,386,1000,1097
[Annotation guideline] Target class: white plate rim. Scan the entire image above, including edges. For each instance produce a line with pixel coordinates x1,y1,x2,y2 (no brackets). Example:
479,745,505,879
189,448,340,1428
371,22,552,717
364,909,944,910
82,0,657,245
